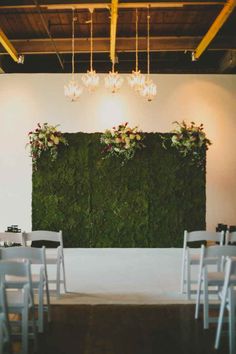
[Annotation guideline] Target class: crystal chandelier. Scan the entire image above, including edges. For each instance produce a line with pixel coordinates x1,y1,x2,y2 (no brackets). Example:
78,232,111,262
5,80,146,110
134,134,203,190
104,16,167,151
127,9,145,92
139,7,157,102
82,9,99,92
64,8,83,101
105,61,124,93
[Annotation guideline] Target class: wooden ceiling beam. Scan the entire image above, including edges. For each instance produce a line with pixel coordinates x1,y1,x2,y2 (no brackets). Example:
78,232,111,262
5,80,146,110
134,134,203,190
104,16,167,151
0,1,226,10
193,0,236,60
0,36,235,54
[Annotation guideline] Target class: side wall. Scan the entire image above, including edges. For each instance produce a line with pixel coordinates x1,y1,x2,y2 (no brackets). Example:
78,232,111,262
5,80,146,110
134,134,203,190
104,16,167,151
0,74,235,232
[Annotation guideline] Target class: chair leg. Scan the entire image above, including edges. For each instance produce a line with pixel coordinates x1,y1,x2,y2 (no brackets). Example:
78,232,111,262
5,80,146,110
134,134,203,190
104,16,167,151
56,259,61,298
31,308,38,353
21,306,28,354
180,253,186,294
195,268,203,319
215,283,228,349
38,285,44,333
187,259,191,300
45,277,51,323
229,287,235,354
62,258,67,293
203,269,209,329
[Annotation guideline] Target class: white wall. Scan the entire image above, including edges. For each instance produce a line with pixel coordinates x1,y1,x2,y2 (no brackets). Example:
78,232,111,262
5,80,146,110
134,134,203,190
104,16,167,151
0,74,235,233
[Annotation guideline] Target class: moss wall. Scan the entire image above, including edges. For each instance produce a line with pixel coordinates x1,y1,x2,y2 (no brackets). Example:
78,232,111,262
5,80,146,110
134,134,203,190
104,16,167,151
32,133,206,247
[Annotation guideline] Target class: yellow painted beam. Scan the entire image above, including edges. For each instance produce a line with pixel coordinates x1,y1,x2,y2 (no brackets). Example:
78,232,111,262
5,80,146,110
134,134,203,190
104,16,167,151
0,28,19,62
0,2,225,10
193,0,236,60
110,0,118,64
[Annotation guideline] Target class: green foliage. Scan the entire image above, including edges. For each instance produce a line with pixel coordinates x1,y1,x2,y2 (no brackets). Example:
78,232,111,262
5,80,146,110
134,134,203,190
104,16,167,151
27,123,68,171
32,132,206,247
100,122,145,164
162,121,211,169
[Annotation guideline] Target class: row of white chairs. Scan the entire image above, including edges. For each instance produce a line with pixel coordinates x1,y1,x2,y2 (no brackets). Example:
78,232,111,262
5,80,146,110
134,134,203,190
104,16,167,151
181,230,236,353
215,257,236,354
0,247,51,353
194,246,236,354
181,230,236,299
0,230,66,298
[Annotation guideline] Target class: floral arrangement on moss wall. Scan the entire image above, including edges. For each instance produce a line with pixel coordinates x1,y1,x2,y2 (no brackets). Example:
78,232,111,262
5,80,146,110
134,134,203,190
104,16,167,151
27,123,68,171
162,121,212,168
100,122,145,164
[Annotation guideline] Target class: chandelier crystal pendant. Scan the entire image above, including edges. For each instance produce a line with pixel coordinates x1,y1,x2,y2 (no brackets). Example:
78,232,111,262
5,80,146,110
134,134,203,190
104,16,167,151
139,7,157,102
64,8,83,101
82,9,99,92
127,9,145,91
105,61,124,93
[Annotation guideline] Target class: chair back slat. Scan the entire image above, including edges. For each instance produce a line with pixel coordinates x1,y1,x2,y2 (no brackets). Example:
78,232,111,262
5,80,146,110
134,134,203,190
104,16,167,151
225,231,236,245
0,259,30,278
185,230,224,244
0,232,24,245
0,246,46,265
23,231,62,244
203,245,236,258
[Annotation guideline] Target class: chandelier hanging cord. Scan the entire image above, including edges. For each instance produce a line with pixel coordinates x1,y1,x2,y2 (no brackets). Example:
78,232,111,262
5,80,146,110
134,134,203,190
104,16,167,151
147,5,150,78
64,7,83,101
90,8,94,72
72,7,75,79
135,8,138,72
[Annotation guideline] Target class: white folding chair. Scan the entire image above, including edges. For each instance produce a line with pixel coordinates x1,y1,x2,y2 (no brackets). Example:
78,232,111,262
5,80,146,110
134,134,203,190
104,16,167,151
0,247,51,333
0,284,11,354
225,230,236,245
195,245,236,329
0,233,24,248
23,230,66,297
181,230,224,299
215,257,236,354
0,313,10,354
0,260,37,354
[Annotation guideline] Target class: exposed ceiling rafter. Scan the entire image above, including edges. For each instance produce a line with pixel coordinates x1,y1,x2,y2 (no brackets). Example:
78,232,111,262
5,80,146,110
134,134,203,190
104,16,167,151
110,0,119,64
0,36,234,55
193,0,236,60
0,1,226,10
0,28,20,62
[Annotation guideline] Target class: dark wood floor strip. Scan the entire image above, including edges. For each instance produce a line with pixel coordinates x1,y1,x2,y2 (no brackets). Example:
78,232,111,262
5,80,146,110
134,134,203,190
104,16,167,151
37,305,229,354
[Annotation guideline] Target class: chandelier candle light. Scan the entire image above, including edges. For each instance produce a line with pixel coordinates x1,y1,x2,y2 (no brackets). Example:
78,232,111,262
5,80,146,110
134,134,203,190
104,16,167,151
82,9,99,92
105,61,124,93
140,6,157,102
127,9,145,91
64,8,83,101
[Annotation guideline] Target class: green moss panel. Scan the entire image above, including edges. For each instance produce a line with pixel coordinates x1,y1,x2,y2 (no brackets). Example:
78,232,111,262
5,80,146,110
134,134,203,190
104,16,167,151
32,133,206,247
